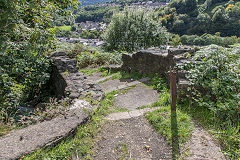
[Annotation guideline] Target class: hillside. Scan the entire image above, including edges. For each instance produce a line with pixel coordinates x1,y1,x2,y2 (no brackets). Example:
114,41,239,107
159,0,240,36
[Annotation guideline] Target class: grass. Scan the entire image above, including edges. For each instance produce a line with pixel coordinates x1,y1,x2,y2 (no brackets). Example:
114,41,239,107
79,68,100,76
115,142,129,160
146,106,195,147
137,88,170,109
140,75,195,159
0,108,18,136
58,25,71,31
0,123,12,136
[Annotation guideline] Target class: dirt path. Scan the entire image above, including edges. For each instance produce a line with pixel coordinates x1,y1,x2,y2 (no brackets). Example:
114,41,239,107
93,117,171,160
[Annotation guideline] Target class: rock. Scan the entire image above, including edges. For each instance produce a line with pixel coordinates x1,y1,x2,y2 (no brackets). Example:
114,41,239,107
70,99,92,110
69,92,80,99
50,51,67,57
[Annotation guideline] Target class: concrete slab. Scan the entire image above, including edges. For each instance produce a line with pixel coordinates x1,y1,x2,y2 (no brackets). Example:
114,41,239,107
99,79,133,93
105,107,162,121
114,85,159,110
105,112,131,121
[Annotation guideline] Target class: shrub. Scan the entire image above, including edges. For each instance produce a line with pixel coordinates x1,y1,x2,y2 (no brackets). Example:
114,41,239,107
179,44,240,124
103,7,169,52
77,51,122,68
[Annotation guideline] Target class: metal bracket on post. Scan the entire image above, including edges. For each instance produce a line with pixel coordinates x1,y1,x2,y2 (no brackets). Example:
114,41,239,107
170,67,177,112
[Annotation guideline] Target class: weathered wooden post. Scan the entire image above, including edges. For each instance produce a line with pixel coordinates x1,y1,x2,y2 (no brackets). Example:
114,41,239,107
170,67,179,159
170,67,177,112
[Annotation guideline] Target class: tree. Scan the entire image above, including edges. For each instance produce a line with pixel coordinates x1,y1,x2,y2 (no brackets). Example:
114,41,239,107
102,8,169,52
0,0,78,110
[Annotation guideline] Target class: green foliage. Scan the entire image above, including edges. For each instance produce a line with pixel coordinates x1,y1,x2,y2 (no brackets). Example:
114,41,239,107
170,34,182,47
179,33,238,47
75,5,118,23
178,44,240,158
53,15,75,26
103,8,169,52
160,0,240,36
52,41,122,68
59,25,72,31
179,44,240,124
80,30,102,39
77,51,122,68
0,0,79,111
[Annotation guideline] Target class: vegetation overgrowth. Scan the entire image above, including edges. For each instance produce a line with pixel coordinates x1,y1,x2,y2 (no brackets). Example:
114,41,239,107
52,41,122,68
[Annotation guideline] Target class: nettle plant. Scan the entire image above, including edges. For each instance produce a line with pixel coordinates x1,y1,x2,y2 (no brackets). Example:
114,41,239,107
179,44,240,124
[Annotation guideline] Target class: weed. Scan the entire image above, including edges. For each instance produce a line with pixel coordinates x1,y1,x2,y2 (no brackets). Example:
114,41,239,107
79,68,100,76
115,142,129,160
0,107,18,136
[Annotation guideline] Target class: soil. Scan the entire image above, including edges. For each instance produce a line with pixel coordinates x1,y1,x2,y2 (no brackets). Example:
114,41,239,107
93,116,172,160
182,124,226,160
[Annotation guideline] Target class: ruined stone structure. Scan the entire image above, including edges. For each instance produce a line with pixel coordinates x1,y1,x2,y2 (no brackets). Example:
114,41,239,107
121,47,197,90
50,52,104,101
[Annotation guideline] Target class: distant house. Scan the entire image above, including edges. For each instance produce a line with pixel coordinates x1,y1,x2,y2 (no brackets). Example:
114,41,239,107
75,21,107,33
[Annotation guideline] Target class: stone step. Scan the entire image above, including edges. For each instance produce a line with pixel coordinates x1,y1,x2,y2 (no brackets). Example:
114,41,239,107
113,84,159,111
105,107,162,121
96,73,118,83
177,70,188,79
103,77,151,93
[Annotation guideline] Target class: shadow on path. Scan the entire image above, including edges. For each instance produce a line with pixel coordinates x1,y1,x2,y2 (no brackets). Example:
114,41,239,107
171,110,180,160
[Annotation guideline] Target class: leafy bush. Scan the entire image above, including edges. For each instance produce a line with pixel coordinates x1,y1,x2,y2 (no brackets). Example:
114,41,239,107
103,7,169,52
77,51,122,68
179,44,240,124
178,44,240,158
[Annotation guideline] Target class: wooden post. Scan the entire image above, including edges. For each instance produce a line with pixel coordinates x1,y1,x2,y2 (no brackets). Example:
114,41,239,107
170,68,177,112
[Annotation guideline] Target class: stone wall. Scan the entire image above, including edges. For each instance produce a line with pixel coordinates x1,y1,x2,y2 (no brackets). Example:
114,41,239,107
121,47,197,89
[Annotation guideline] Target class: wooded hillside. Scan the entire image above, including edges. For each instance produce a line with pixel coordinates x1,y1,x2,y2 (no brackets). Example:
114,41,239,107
159,0,240,36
